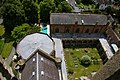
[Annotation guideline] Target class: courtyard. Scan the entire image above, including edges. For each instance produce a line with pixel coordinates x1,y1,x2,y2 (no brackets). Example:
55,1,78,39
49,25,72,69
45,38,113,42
64,48,103,79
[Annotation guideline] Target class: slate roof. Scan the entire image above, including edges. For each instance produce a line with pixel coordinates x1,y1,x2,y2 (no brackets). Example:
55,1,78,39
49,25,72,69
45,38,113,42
17,33,54,59
50,13,108,25
21,49,60,80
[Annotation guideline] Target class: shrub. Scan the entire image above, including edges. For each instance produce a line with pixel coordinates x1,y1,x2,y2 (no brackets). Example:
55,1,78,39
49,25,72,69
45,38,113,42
68,68,74,74
81,55,92,67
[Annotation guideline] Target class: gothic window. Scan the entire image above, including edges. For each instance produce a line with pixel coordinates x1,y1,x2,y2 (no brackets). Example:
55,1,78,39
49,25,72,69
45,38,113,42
95,29,99,33
66,28,69,33
85,29,89,33
75,28,79,33
55,28,59,33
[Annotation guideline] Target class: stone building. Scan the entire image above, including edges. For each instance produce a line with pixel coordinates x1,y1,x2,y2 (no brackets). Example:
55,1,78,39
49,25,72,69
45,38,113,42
90,49,120,80
50,13,112,48
16,33,62,80
50,13,110,34
50,13,119,64
21,49,61,80
50,13,120,80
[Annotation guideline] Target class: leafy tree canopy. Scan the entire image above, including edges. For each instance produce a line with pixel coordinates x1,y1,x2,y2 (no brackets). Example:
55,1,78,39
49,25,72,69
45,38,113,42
81,0,94,5
54,0,65,6
40,0,55,22
11,23,31,42
22,0,38,24
56,1,73,13
0,0,25,32
81,55,92,67
12,23,40,42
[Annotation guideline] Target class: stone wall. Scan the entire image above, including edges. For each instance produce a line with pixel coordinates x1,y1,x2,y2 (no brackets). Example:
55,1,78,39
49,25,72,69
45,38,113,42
50,24,108,34
90,49,120,80
106,28,120,47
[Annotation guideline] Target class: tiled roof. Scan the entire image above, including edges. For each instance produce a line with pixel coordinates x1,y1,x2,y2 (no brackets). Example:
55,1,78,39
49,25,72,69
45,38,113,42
50,13,108,25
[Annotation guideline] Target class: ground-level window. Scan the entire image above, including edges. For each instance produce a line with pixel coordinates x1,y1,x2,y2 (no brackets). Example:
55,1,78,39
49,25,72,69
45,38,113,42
75,28,79,33
55,28,59,33
66,28,69,33
95,29,99,33
85,29,89,33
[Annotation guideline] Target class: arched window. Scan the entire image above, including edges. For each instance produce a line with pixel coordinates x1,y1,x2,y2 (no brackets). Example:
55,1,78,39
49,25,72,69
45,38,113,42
95,29,99,33
66,28,69,33
55,28,59,33
85,29,89,33
75,28,79,33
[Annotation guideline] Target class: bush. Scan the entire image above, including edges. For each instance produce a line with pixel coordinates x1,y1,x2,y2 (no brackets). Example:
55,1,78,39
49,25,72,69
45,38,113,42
68,68,74,74
81,55,92,67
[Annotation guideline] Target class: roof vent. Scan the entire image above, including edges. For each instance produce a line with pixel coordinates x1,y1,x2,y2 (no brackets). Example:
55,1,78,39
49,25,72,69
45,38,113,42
81,20,84,24
33,58,35,62
41,57,44,62
41,71,44,76
32,72,35,76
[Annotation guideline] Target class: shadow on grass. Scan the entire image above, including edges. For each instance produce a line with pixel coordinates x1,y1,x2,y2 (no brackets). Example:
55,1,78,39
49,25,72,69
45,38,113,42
0,63,11,80
3,31,14,43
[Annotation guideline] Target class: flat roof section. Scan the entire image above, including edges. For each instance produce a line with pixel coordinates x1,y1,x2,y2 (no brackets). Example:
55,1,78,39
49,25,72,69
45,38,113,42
53,38,68,80
99,38,114,59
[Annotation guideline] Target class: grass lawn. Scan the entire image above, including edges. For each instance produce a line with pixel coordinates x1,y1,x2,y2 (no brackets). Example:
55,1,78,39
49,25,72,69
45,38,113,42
64,48,103,79
0,39,4,54
0,25,5,36
116,24,120,33
1,41,14,58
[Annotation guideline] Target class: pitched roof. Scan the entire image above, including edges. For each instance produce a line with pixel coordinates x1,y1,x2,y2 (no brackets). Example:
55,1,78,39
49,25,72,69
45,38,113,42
50,13,108,25
21,49,60,80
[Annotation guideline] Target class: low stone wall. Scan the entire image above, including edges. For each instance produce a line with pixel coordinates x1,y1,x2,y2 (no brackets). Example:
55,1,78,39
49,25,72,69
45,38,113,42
90,49,120,80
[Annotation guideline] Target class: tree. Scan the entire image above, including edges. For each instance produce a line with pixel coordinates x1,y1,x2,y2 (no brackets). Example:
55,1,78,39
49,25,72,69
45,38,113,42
22,0,38,24
81,55,92,67
0,0,5,7
81,0,94,5
0,0,25,32
40,0,55,22
105,6,117,15
11,23,31,42
38,0,44,4
56,1,73,12
12,23,40,42
54,0,65,6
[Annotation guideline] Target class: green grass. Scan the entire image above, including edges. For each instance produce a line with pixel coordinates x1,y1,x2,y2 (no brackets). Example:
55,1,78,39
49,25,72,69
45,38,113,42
0,39,4,54
0,25,5,36
64,48,103,79
1,41,14,58
116,24,120,33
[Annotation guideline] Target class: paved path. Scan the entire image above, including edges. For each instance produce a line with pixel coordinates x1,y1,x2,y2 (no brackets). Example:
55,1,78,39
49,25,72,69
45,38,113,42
4,47,15,77
53,38,68,80
0,72,7,80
